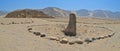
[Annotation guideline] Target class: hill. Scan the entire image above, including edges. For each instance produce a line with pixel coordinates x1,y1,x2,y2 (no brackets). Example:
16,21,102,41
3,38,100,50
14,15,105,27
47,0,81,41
3,7,120,19
5,9,53,18
39,7,72,17
39,7,120,19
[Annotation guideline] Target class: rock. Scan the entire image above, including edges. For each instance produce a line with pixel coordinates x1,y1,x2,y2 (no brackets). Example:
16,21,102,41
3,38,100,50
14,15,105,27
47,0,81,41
104,35,108,38
92,37,96,40
49,36,59,41
12,22,15,24
33,32,41,36
55,38,60,41
84,38,93,44
60,38,68,44
1,23,4,25
96,37,101,40
69,41,75,45
108,35,112,37
99,36,105,39
40,33,46,37
75,39,83,44
28,28,32,30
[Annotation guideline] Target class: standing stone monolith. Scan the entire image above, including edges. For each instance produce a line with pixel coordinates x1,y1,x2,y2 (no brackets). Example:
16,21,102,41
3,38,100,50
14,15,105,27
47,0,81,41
63,13,76,36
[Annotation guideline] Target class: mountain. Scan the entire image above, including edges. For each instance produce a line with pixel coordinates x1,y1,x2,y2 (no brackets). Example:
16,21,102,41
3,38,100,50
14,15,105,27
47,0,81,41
3,7,120,19
39,7,72,17
92,10,120,18
76,9,120,19
77,9,120,19
5,9,53,18
76,9,90,16
0,10,8,17
40,7,120,19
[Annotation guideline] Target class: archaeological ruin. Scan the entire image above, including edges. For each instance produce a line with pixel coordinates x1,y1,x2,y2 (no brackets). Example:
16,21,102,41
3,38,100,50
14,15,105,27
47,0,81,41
63,13,76,36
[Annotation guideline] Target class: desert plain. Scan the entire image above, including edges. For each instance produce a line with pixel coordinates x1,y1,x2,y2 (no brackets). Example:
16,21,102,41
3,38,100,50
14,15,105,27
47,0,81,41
0,17,120,51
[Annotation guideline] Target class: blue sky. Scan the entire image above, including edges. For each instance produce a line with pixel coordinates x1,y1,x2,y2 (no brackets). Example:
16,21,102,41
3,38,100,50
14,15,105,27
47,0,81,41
0,0,120,11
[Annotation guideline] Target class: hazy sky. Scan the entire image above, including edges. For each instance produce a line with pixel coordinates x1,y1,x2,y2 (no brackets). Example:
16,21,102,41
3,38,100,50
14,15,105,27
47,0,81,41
0,0,119,11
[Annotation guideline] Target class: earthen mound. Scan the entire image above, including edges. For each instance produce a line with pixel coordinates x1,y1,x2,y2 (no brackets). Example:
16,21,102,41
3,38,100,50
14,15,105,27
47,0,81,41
5,9,54,18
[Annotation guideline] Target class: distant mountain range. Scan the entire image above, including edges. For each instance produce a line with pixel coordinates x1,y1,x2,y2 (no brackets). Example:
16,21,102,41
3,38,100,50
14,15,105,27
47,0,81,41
0,11,8,17
1,7,120,19
39,7,120,19
38,7,72,17
76,9,120,19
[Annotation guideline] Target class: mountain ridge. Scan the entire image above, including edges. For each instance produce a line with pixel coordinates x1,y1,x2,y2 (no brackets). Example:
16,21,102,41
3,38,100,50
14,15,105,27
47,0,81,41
0,10,8,17
40,7,120,19
1,7,120,19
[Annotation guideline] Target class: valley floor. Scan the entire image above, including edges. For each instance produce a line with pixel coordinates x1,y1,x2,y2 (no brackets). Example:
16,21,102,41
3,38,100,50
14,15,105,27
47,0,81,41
0,18,120,51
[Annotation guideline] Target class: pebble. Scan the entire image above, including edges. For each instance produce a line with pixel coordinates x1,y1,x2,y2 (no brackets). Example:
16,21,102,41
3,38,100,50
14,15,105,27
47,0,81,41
49,36,59,41
28,28,32,30
108,34,112,37
75,39,83,44
84,38,93,44
40,34,46,37
60,38,68,44
104,35,108,38
33,32,41,36
99,36,105,39
92,37,96,40
69,41,75,45
96,37,101,40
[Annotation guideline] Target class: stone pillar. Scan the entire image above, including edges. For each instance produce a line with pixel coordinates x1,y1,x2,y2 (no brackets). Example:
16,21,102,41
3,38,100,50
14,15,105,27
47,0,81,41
63,13,76,36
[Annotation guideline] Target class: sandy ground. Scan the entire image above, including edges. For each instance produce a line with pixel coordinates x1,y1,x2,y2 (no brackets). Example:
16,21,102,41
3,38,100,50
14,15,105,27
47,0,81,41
0,17,120,51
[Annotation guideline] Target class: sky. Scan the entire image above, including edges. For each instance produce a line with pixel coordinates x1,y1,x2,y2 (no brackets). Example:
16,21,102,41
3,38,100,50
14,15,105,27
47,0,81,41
0,0,120,11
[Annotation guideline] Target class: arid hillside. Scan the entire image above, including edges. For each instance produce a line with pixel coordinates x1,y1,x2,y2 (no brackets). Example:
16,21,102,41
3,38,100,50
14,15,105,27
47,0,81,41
5,9,53,18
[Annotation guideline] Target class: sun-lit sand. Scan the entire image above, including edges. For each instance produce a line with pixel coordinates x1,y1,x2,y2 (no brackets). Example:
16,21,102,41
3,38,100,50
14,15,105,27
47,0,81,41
0,17,120,51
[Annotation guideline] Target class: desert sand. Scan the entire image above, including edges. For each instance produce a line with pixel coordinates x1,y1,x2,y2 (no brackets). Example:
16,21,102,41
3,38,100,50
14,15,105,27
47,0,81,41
0,17,120,51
